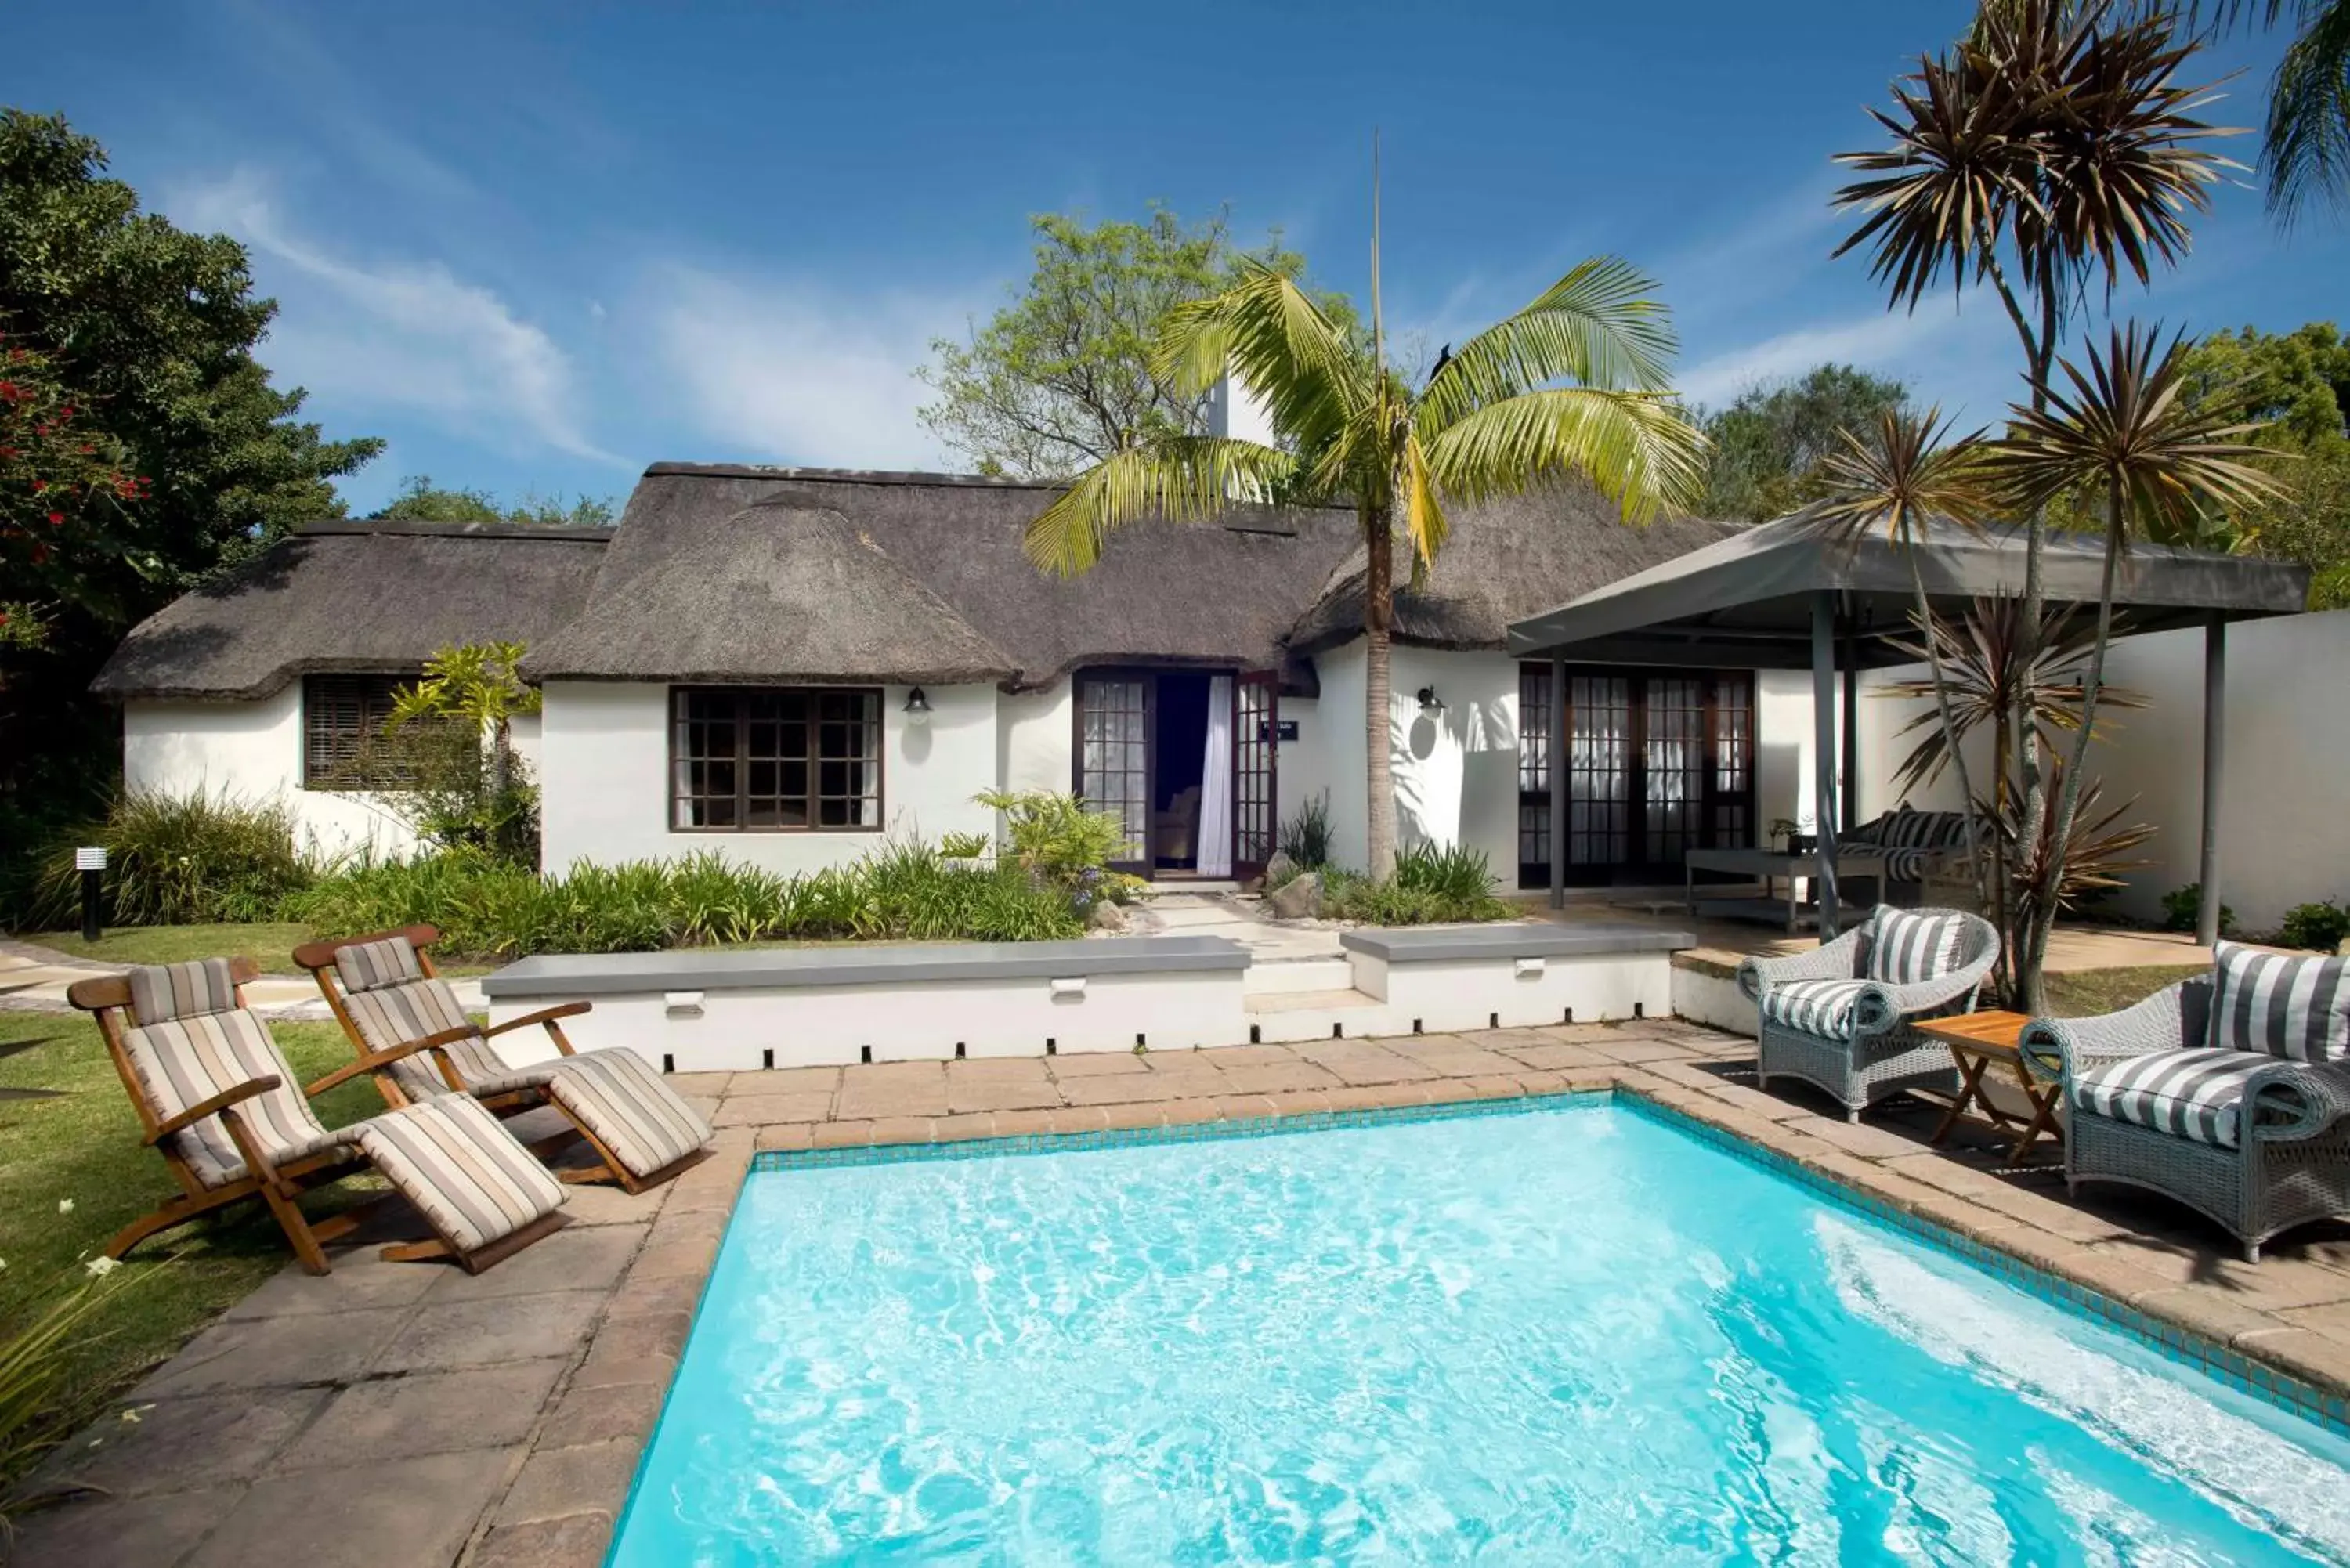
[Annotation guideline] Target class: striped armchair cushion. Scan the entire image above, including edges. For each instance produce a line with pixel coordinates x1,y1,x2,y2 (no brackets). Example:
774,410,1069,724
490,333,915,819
544,1048,712,1179
331,937,512,1100
334,935,425,992
119,1009,362,1188
1867,907,1966,985
2211,942,2350,1064
356,1094,565,1256
127,959,241,1024
2072,1047,2273,1149
1760,978,1875,1040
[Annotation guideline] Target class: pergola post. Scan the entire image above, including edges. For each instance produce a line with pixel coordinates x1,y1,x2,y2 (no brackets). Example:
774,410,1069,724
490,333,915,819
2197,615,2226,948
1812,590,1841,936
1841,644,1860,833
1548,654,1567,909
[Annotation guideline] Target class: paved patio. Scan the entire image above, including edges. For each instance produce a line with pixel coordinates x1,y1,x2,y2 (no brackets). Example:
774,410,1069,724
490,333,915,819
19,1021,2350,1567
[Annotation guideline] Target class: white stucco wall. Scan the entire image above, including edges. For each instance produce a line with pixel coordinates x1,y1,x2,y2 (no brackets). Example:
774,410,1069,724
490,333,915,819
537,681,999,875
2080,609,2350,934
996,681,1074,800
1387,647,1524,875
123,691,421,863
1289,643,1369,869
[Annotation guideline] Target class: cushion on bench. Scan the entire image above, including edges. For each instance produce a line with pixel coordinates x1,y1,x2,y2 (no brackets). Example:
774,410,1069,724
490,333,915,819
2073,1047,2272,1149
1867,907,1966,986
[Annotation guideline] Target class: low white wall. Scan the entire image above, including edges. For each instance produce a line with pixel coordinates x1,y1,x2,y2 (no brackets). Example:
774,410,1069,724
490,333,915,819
537,680,999,876
122,691,420,863
2083,609,2350,934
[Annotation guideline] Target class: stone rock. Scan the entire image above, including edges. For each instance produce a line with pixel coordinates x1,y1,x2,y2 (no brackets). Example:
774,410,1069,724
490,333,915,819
1086,899,1130,932
1263,850,1300,890
2337,935,2350,958
1266,870,1324,921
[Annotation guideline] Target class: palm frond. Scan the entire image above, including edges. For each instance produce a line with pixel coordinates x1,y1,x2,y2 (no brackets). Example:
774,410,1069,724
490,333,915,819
1398,432,1450,570
1804,406,1998,551
1021,437,1294,578
1423,388,1706,520
1994,322,2289,539
1417,258,1679,434
2266,0,2350,221
1152,262,1365,456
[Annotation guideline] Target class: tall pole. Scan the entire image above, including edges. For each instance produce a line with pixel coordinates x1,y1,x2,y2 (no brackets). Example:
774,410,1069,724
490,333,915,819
1549,655,1567,909
1812,590,1842,937
1841,645,1860,833
2196,614,2226,948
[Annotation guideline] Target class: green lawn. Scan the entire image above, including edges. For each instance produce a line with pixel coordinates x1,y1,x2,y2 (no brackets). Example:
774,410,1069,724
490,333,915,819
0,1010,388,1487
2041,963,2208,1019
25,923,318,974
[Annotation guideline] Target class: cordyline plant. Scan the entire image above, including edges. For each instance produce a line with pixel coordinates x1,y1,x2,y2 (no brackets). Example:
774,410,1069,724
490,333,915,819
1024,193,1704,878
1834,0,2246,1010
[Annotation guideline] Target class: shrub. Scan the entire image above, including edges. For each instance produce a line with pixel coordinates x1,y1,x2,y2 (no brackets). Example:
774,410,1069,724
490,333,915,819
20,789,318,929
2280,899,2350,953
2160,883,2236,938
1324,844,1512,927
974,789,1127,902
1278,792,1335,869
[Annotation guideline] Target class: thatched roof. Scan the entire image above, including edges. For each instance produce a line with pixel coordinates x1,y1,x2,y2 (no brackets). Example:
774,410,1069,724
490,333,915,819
1286,483,1738,655
92,522,609,701
95,464,1748,701
529,498,1017,685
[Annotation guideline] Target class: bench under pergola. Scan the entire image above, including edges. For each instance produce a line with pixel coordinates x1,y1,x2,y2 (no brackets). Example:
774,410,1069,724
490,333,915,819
1506,514,2311,938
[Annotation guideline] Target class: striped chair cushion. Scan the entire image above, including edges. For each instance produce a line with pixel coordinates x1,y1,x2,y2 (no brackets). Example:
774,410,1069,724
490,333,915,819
1760,978,1875,1040
342,977,512,1101
2211,942,2350,1064
544,1048,713,1180
334,935,426,993
2073,1047,2272,1149
128,959,240,1024
119,1009,361,1189
355,1094,566,1256
1867,906,1965,986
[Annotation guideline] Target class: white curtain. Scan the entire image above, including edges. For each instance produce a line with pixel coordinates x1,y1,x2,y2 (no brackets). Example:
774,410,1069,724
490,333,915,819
1197,675,1235,877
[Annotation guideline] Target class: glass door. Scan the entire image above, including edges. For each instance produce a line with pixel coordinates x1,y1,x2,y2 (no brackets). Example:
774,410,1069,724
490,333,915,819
1234,671,1278,880
1075,675,1150,871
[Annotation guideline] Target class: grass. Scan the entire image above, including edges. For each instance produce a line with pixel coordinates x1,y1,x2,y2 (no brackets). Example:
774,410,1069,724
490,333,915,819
24,923,319,974
2041,963,2210,1019
0,1010,386,1487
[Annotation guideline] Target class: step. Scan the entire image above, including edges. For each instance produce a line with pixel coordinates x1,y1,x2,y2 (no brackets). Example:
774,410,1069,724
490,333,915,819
1241,957,1356,996
1244,986,1384,1015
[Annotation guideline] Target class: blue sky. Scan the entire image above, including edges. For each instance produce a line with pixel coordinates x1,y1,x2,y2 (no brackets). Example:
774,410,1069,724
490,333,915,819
9,1,2344,515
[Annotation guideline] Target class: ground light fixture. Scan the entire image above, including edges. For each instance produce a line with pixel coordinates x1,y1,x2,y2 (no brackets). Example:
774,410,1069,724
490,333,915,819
903,687,931,726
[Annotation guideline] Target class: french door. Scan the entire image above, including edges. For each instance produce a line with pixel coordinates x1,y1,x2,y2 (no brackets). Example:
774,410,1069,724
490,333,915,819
1234,670,1279,881
1518,665,1755,887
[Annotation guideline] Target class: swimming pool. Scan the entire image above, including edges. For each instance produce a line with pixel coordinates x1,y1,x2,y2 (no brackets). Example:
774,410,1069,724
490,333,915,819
613,1098,2350,1565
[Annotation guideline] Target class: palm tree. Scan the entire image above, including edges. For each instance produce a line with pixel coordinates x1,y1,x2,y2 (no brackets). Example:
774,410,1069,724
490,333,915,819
1833,0,2236,1004
1992,323,2284,1005
2170,1,2350,222
1023,253,1705,880
1803,409,2001,916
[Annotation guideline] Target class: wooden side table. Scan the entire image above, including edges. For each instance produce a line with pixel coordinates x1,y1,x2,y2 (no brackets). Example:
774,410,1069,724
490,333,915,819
1915,1010,2063,1168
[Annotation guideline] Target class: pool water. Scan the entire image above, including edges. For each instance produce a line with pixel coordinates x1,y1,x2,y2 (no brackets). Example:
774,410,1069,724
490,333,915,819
613,1102,2350,1565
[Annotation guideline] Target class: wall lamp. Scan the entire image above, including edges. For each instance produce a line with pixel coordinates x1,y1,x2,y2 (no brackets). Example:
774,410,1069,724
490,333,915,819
903,687,931,727
1415,686,1444,714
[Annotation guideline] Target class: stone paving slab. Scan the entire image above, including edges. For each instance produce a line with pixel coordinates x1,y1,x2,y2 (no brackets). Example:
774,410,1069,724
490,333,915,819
23,1019,2350,1566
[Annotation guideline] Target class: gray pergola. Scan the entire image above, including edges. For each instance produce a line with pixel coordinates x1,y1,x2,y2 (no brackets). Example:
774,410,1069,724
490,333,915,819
1507,514,2311,938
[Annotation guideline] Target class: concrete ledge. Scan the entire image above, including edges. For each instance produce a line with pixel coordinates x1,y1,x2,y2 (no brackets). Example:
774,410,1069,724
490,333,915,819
1340,921,1694,963
483,936,1251,999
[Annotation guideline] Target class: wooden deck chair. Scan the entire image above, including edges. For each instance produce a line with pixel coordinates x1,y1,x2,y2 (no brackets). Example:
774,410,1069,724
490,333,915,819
70,958,569,1276
296,926,713,1196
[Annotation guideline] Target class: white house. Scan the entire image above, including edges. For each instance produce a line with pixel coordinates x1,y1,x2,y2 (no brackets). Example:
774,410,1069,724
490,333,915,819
91,458,2330,922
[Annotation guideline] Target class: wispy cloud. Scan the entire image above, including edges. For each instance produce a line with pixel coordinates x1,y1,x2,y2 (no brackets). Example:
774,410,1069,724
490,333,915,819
1676,308,1969,408
168,168,615,464
645,267,967,469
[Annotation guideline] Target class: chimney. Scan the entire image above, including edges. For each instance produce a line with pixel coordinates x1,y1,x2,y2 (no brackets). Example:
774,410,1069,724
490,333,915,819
1205,370,1278,448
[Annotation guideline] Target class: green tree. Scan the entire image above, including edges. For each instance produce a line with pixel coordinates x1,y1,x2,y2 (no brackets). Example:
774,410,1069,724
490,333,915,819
374,474,616,528
1699,363,1910,521
1833,0,2236,1007
2170,322,2350,598
0,327,146,650
0,110,380,837
917,208,1355,480
1022,249,1704,879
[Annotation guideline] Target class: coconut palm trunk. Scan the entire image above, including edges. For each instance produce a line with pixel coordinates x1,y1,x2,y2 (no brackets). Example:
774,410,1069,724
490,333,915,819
1362,500,1399,879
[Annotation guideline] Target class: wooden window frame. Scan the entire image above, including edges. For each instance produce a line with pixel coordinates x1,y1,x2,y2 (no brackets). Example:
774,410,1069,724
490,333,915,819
667,685,885,835
302,673,416,790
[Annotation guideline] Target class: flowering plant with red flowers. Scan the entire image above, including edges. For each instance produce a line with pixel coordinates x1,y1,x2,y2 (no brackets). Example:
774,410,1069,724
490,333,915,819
0,332,144,648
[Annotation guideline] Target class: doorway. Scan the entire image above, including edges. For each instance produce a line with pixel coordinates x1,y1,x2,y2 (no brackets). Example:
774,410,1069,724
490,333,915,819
1073,668,1276,880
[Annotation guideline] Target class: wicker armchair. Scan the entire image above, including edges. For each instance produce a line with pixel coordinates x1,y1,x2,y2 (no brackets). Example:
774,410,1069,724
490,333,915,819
1741,907,2000,1122
2021,977,2350,1263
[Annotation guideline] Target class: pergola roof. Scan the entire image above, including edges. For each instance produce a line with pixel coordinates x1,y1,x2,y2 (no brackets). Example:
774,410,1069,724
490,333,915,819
1507,513,2312,670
